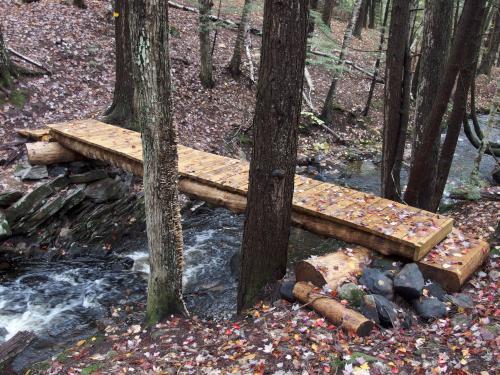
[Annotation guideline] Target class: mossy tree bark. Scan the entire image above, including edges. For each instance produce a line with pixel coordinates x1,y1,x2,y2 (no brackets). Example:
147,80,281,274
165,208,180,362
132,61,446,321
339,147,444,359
478,0,500,76
103,0,135,130
228,0,252,78
0,29,15,89
130,0,187,323
237,0,309,312
198,0,215,88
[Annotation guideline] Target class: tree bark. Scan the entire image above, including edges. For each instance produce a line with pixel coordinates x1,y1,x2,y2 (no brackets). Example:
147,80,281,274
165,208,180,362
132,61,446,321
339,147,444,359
103,0,135,130
130,0,187,322
405,0,488,210
353,0,368,38
478,0,500,76
237,0,309,312
320,0,363,125
198,0,215,88
322,0,336,28
368,0,376,28
381,0,410,201
0,28,14,89
228,0,252,78
408,0,453,209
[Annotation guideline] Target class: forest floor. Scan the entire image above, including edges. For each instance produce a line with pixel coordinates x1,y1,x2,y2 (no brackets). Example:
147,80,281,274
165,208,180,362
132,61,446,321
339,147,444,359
0,0,499,374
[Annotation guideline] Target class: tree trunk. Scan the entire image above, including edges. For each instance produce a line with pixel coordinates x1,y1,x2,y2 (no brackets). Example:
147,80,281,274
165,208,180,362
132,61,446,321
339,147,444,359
363,0,390,116
381,0,410,201
0,29,14,88
353,0,368,38
322,0,336,28
408,0,453,209
103,0,135,129
308,0,320,34
320,0,363,124
237,0,309,312
478,0,500,76
198,0,215,88
228,0,252,78
73,0,86,8
405,0,488,210
130,0,187,322
368,0,376,28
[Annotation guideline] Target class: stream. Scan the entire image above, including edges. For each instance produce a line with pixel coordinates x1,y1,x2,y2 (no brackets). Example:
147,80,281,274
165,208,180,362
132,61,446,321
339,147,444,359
0,115,498,372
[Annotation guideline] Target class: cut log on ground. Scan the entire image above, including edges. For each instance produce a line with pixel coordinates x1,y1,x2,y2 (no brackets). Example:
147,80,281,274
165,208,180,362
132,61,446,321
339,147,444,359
26,142,83,165
295,247,372,291
0,331,36,365
293,281,374,336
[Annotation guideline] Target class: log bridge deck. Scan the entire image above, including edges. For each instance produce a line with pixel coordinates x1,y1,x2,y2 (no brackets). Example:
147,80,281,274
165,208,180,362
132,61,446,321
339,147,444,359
46,119,489,291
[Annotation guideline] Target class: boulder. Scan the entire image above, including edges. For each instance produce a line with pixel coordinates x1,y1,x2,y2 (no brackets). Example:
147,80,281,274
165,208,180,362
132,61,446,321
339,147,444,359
5,184,54,223
14,165,48,180
359,267,394,300
48,165,69,177
13,195,66,235
361,294,398,327
338,282,365,307
446,293,474,309
412,297,447,319
69,169,108,184
0,191,23,208
279,280,296,303
394,263,424,300
84,178,125,203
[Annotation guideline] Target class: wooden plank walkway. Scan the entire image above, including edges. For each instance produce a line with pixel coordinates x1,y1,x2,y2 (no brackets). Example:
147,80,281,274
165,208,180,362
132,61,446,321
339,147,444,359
47,119,456,262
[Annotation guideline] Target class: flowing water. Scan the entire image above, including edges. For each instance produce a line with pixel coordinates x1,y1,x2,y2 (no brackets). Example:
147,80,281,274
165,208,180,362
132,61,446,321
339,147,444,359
0,115,497,371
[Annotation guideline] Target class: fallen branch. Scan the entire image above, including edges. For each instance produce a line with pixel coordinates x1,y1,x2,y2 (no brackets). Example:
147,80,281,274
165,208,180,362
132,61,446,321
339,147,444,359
0,331,36,365
449,188,500,201
7,47,52,75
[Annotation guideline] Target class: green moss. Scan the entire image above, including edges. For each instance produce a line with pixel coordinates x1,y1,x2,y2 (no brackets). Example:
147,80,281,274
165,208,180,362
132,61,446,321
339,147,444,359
81,363,103,375
10,89,27,108
169,25,181,38
29,360,51,372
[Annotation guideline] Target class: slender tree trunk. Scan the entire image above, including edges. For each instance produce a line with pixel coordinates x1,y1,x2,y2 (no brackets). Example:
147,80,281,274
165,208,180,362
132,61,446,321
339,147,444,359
381,0,411,201
478,0,500,75
368,0,376,28
320,0,363,124
198,0,215,88
404,0,488,210
353,0,368,38
322,0,336,28
308,0,320,34
228,0,252,78
237,0,309,312
363,0,390,116
0,29,14,89
103,0,135,130
130,0,187,323
408,0,453,209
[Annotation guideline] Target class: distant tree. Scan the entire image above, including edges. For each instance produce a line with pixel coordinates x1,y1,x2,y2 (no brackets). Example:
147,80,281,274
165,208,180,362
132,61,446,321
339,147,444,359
368,0,376,29
320,0,363,125
228,0,252,78
353,0,368,37
198,0,215,88
103,0,135,129
130,0,187,322
0,29,14,89
237,0,309,312
322,0,336,28
381,0,411,201
73,0,86,8
408,0,453,209
308,0,320,34
405,0,488,211
478,0,500,75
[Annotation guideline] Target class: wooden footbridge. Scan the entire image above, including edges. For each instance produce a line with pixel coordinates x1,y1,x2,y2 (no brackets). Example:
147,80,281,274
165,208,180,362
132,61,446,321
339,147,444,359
38,119,488,291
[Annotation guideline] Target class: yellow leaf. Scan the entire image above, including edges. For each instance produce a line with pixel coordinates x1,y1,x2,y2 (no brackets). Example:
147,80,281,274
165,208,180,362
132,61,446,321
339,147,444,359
311,343,318,352
113,12,120,17
76,339,86,347
360,363,370,370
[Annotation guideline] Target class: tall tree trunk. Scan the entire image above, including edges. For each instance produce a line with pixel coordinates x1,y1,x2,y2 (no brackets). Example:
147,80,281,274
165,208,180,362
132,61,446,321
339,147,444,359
130,0,187,323
198,0,215,88
103,0,135,130
237,0,309,312
404,0,488,210
308,0,320,34
381,0,411,201
0,29,14,89
228,0,252,78
368,0,376,28
478,0,500,75
320,0,363,124
353,0,368,38
363,0,390,116
408,0,453,209
322,0,336,28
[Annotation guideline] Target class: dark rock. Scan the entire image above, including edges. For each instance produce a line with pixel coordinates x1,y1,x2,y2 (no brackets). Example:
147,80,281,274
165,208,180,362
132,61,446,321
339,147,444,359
48,165,69,177
69,169,108,184
48,176,69,191
492,166,500,184
229,251,240,278
0,327,8,341
5,184,54,223
338,282,365,307
279,280,296,303
424,282,447,301
361,294,398,327
412,297,447,319
84,178,125,203
359,267,394,300
68,161,90,174
0,191,23,208
111,257,134,271
394,263,424,300
371,257,402,273
68,243,85,258
401,311,414,329
59,187,86,216
446,293,474,309
13,195,66,235
14,165,48,180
